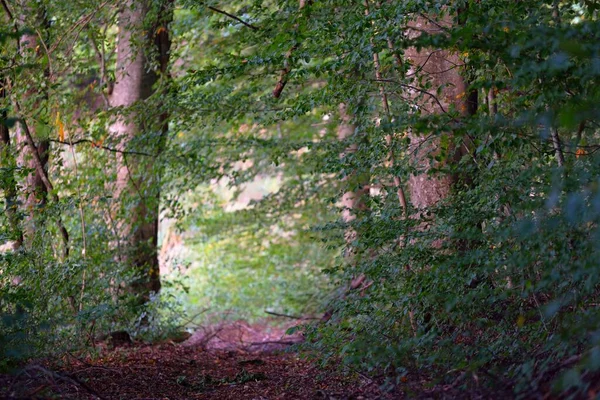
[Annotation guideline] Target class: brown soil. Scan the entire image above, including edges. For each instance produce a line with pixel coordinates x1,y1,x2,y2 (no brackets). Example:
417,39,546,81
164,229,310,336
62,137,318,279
0,321,388,400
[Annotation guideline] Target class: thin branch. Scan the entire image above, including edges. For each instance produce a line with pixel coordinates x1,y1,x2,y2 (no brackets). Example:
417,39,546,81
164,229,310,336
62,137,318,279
0,0,14,20
417,13,451,34
373,78,460,123
365,1,409,219
207,6,258,31
18,118,70,256
87,29,110,108
49,138,154,157
272,0,309,98
48,1,111,54
22,365,107,400
264,310,320,320
35,28,53,80
248,340,303,346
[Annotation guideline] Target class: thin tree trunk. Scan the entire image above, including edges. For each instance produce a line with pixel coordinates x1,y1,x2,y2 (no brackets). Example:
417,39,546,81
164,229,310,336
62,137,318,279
109,0,172,301
337,104,368,258
364,0,408,218
12,4,57,251
320,103,370,322
551,128,565,167
0,79,23,249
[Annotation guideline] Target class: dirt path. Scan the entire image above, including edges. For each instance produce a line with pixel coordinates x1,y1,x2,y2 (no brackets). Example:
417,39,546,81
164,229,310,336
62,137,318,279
0,322,388,400
0,321,528,399
1,345,383,400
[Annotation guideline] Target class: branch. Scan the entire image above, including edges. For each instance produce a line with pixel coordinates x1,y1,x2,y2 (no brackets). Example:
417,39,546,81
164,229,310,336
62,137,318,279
272,0,310,98
22,365,107,400
273,43,299,98
0,0,14,21
248,340,303,346
372,78,460,122
48,1,111,54
49,138,154,157
87,29,110,108
207,6,258,31
264,310,320,320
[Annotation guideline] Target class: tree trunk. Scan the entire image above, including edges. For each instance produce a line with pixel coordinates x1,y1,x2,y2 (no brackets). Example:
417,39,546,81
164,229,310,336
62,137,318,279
405,15,470,212
337,104,369,258
109,0,172,301
13,7,50,247
0,79,23,249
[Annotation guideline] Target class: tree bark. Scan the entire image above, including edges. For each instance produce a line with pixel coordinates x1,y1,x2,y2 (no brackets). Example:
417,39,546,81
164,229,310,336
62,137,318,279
12,5,51,248
337,103,368,257
404,15,470,212
0,79,23,249
109,0,172,301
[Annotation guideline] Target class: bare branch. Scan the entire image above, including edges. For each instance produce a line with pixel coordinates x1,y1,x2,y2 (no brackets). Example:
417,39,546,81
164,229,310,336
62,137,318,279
0,0,14,20
264,310,320,320
207,6,258,31
50,138,154,157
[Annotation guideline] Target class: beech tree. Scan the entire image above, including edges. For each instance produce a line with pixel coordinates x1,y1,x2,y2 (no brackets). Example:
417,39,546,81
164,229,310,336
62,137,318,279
405,14,471,213
109,0,172,300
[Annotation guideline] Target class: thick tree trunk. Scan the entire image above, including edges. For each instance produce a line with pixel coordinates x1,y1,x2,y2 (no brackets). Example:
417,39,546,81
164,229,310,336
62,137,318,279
405,15,470,212
109,0,171,301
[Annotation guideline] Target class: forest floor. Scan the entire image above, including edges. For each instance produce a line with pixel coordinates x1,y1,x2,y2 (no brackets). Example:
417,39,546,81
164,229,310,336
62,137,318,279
1,320,520,400
0,320,386,399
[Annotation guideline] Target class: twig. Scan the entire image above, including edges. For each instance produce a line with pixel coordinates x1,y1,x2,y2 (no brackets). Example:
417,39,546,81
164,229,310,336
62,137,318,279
49,138,153,157
176,307,211,328
364,0,409,219
65,352,123,376
207,6,258,31
372,78,460,122
248,340,302,346
22,365,107,400
272,0,310,98
48,1,111,54
532,292,549,332
264,310,320,320
87,29,110,109
0,0,13,20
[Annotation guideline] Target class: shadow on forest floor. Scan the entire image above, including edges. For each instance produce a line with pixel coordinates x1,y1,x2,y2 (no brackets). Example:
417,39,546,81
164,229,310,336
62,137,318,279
0,320,565,399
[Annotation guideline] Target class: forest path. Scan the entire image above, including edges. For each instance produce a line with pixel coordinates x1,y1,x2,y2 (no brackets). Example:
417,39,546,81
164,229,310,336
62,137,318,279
1,321,389,400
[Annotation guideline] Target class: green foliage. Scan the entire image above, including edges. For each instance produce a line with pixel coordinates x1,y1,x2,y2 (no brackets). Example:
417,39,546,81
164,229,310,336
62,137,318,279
177,185,334,321
169,0,600,395
1,0,600,397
